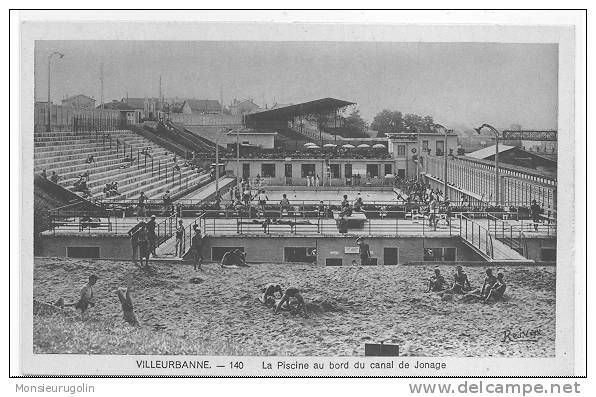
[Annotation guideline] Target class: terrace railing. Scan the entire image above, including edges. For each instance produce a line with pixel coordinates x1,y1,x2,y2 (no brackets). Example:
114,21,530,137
179,214,206,257
458,215,494,260
154,214,178,246
199,209,455,237
486,213,557,237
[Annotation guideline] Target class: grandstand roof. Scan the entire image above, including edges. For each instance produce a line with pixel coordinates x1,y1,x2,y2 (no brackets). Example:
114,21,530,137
245,98,355,123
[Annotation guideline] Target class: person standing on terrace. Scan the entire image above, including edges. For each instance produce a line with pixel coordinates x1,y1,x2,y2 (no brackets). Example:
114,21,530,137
530,199,542,231
137,192,147,218
257,190,269,211
146,215,157,257
175,219,185,258
280,194,291,215
356,237,371,266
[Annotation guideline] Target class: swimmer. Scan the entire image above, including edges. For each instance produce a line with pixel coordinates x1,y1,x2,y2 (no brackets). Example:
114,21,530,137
425,268,446,292
275,287,308,317
259,283,283,307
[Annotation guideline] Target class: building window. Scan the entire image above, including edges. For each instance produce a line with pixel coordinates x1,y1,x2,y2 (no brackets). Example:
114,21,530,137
261,164,276,178
366,164,379,178
284,163,293,178
397,145,406,156
212,247,245,261
284,247,317,263
422,140,429,150
384,164,392,176
423,247,456,261
344,164,353,178
326,258,343,266
541,248,556,261
242,163,250,179
436,140,444,156
329,164,340,178
301,164,315,178
384,247,399,265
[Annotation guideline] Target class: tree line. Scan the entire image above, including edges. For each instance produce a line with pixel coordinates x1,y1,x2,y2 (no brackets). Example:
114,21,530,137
319,108,435,139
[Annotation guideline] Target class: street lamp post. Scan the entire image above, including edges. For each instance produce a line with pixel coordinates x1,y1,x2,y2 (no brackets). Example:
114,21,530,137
474,123,501,206
46,51,64,132
236,129,240,193
433,123,451,202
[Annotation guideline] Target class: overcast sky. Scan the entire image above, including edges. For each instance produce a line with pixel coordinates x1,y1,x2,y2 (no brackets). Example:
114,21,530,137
35,41,558,130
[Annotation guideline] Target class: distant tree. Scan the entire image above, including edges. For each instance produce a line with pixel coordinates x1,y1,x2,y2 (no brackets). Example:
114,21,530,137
340,110,368,138
370,109,403,135
403,113,435,133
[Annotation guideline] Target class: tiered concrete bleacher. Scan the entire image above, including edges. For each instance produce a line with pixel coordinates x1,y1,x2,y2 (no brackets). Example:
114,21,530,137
34,130,213,201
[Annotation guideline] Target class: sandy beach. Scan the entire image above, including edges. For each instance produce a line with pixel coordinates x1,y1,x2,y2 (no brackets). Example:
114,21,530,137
33,257,555,357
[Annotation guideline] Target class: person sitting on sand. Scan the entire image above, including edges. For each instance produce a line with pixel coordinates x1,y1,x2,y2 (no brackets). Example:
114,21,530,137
460,268,498,303
483,272,507,303
275,287,308,317
480,268,498,297
443,265,471,294
221,249,247,268
116,286,139,326
54,275,99,317
259,283,283,307
425,268,446,292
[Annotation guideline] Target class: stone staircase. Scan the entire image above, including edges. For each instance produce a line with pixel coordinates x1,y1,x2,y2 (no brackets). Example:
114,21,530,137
34,130,213,201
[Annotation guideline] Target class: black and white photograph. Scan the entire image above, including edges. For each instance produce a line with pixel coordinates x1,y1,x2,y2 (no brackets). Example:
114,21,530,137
12,11,585,377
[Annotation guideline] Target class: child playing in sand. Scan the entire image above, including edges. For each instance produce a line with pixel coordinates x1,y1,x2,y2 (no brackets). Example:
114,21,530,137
116,285,139,326
259,283,283,307
275,287,308,317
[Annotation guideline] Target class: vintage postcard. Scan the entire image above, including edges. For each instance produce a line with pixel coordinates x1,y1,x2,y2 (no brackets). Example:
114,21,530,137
14,11,585,377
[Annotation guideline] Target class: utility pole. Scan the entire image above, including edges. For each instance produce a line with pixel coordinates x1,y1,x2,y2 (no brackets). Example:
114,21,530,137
220,85,224,115
46,51,64,132
100,63,104,109
475,124,501,206
433,123,450,202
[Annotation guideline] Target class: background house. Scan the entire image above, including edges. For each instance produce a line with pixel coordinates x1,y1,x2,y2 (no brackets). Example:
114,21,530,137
181,99,222,115
61,94,96,109
229,98,261,115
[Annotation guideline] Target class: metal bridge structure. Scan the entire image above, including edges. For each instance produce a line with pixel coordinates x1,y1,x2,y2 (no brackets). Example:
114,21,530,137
501,130,557,141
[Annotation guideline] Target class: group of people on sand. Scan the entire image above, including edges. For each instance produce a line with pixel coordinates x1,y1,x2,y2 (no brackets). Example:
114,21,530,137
258,283,308,318
426,266,507,303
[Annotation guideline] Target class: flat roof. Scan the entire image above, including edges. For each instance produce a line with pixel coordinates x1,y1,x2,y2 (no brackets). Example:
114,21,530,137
467,144,515,159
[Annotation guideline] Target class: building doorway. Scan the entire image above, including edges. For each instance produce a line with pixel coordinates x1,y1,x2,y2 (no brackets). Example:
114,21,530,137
383,247,399,265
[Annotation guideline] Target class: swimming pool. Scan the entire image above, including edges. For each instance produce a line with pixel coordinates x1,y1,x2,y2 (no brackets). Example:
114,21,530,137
253,187,399,204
